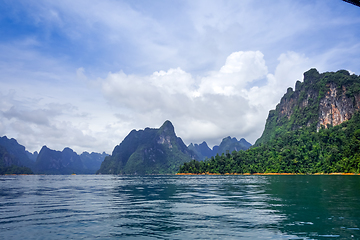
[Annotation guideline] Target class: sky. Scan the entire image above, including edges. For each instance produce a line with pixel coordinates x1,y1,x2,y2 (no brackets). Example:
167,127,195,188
1,0,360,154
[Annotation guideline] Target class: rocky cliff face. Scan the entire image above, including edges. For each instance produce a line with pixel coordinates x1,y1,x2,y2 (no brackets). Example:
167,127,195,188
318,83,360,129
255,69,360,146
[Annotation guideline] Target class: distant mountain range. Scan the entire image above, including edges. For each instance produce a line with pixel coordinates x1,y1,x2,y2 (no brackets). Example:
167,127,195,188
188,137,252,160
0,136,108,174
0,128,252,175
35,146,108,174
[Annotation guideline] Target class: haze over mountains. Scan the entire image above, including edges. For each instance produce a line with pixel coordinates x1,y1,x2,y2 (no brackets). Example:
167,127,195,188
0,136,108,174
1,123,251,174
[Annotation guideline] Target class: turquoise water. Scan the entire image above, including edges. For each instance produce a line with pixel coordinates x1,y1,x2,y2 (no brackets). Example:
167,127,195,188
0,175,359,239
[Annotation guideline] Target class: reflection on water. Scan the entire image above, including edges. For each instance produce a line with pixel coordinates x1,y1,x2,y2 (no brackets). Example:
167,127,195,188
265,176,360,239
0,175,359,239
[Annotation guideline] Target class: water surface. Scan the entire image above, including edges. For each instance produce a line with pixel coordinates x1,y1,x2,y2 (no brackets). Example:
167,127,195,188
0,175,359,239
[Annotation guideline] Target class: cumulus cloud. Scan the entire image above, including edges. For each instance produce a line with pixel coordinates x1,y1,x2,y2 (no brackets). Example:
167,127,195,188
101,50,312,147
245,51,312,109
197,51,268,96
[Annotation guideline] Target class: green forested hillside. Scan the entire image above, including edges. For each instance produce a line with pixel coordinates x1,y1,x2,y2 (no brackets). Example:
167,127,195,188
179,111,360,174
97,120,196,174
255,69,360,146
0,145,33,174
179,69,360,174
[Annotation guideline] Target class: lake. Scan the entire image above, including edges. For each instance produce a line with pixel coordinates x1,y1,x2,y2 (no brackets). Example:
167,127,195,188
0,175,359,239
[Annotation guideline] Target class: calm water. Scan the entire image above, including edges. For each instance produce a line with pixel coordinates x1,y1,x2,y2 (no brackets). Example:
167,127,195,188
0,175,359,239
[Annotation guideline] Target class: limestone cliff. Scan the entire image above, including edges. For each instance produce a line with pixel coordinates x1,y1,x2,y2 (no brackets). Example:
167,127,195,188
318,83,360,128
255,69,360,146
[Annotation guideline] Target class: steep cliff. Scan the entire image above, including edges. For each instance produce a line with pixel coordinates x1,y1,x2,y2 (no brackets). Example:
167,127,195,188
97,120,196,174
255,69,360,146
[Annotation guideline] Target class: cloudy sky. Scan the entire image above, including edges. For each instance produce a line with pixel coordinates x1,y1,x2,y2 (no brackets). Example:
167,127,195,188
1,0,360,154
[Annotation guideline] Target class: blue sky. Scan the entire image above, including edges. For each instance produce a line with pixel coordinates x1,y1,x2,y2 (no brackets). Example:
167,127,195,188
0,0,360,154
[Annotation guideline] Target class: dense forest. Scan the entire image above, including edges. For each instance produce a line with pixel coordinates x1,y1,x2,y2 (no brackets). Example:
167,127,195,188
179,69,360,174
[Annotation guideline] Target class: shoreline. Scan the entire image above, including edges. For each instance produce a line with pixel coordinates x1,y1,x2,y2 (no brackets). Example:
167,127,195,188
2,172,359,176
176,172,359,176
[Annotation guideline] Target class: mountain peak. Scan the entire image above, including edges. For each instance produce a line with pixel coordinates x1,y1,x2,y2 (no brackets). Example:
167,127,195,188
255,68,360,146
160,120,174,131
97,121,194,174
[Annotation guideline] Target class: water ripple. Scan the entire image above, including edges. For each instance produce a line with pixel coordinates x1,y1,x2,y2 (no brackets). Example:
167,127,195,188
0,175,359,239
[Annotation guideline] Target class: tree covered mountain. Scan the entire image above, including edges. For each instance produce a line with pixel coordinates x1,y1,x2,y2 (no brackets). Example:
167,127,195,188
34,146,109,174
35,146,86,174
0,145,33,174
97,120,196,174
0,136,35,168
0,135,108,174
188,137,252,161
179,69,360,174
255,68,360,146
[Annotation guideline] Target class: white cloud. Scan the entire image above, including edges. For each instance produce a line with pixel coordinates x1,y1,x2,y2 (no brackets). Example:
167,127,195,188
0,87,117,154
3,107,53,126
150,68,195,97
245,51,312,109
100,50,311,147
197,51,268,96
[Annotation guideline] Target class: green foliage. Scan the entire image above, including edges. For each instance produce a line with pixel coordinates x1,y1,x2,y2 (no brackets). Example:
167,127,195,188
0,145,33,174
97,120,195,174
179,111,360,174
0,165,33,175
